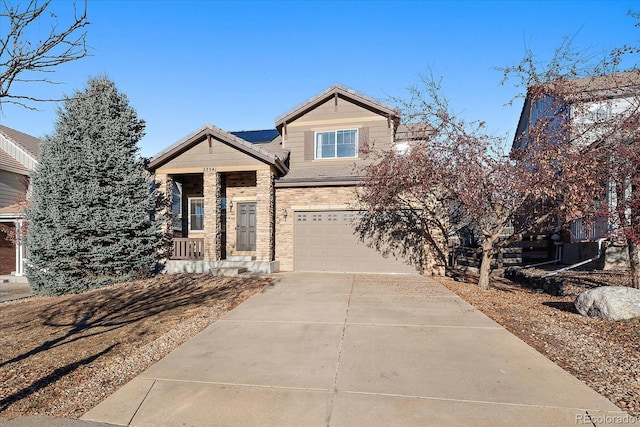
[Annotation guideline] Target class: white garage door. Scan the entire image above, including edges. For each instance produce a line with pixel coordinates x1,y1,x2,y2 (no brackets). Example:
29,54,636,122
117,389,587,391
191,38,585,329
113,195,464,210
294,210,417,274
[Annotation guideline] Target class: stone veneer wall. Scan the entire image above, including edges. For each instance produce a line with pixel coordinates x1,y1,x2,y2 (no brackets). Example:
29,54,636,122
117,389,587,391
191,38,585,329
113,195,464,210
223,169,274,261
203,169,221,261
256,169,275,261
226,171,257,257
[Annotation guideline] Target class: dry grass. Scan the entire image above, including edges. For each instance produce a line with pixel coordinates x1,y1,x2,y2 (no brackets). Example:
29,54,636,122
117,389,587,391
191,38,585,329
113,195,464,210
0,274,274,421
437,270,640,416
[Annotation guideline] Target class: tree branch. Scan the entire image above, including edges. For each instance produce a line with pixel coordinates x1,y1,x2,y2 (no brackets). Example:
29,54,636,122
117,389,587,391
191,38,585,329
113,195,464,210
0,0,89,108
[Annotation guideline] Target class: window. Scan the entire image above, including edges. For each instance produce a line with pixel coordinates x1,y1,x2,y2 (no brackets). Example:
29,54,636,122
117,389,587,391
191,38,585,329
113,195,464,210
394,141,411,156
590,106,609,122
189,197,204,231
315,129,357,159
172,182,183,231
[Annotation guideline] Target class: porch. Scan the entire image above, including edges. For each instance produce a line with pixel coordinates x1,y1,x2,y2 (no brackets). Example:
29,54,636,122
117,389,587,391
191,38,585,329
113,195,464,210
0,207,27,277
158,168,279,274
168,238,279,274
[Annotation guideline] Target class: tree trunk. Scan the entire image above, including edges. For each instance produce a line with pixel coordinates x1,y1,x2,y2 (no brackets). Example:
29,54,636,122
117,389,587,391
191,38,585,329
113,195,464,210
628,239,640,288
478,242,494,290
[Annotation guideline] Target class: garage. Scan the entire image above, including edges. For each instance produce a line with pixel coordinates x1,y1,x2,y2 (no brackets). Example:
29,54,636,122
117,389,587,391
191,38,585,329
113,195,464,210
294,210,417,274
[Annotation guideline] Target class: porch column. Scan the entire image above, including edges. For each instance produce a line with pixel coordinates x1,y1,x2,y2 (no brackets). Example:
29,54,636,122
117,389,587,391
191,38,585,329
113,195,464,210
14,219,24,276
256,168,275,261
204,168,221,261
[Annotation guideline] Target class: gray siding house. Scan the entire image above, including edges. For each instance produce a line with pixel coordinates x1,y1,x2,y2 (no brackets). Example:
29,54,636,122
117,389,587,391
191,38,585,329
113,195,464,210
0,125,40,276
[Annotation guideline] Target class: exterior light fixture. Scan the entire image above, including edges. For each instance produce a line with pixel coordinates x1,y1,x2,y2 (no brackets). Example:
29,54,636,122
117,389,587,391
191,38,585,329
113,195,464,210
283,209,288,220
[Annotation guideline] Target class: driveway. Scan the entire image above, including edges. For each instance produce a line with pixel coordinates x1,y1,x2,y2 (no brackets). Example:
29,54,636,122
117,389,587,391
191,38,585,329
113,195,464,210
80,273,625,426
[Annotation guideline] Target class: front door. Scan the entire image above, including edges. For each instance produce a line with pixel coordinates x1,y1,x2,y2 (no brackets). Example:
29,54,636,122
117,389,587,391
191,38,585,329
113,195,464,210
236,202,256,251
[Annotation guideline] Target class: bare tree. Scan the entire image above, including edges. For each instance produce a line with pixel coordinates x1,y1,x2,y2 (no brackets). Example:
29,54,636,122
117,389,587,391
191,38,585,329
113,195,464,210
358,71,601,290
0,0,89,109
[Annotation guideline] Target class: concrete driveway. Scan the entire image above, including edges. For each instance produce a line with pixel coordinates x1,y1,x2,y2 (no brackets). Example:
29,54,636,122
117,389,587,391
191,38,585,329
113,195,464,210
80,273,626,426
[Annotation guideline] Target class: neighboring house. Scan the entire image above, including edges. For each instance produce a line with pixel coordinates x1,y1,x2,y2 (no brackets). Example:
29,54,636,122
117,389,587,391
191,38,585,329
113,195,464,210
513,70,640,265
0,125,40,276
148,84,420,274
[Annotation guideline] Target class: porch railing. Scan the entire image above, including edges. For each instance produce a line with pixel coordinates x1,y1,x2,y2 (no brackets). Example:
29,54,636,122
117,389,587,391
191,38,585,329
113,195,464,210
171,238,205,260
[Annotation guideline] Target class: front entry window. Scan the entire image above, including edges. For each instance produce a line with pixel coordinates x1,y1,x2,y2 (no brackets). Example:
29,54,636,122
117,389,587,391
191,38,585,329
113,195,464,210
189,197,204,231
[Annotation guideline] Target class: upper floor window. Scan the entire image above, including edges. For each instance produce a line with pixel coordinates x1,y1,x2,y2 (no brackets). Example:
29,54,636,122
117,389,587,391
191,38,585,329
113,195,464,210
315,129,358,159
394,141,411,156
590,106,609,122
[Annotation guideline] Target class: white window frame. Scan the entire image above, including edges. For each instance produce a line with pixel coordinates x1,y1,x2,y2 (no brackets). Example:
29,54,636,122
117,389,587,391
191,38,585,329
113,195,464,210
188,197,204,232
314,129,358,159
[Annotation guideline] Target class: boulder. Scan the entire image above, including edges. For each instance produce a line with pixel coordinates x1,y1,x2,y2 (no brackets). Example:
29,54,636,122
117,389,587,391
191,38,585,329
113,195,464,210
574,286,640,321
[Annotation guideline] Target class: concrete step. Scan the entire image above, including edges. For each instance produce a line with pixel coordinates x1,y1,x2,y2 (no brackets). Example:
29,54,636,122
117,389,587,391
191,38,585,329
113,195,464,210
226,255,256,262
0,275,28,284
209,267,248,277
217,260,258,268
165,260,280,274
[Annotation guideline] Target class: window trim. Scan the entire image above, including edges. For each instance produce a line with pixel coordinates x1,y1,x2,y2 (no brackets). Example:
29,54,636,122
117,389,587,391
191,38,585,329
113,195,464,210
314,128,358,159
188,197,205,232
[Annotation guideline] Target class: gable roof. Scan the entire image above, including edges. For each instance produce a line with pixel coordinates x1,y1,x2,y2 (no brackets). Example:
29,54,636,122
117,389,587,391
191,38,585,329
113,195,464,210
512,70,640,150
274,84,400,132
0,125,41,159
527,70,640,104
0,125,40,174
148,124,288,174
0,149,29,175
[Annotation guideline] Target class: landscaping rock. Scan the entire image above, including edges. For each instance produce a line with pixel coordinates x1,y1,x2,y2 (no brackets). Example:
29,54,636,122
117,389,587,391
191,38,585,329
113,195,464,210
574,286,640,321
503,267,566,296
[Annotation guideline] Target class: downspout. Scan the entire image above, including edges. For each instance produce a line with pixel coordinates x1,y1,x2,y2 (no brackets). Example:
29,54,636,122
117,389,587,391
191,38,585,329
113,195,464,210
542,238,607,278
524,231,563,269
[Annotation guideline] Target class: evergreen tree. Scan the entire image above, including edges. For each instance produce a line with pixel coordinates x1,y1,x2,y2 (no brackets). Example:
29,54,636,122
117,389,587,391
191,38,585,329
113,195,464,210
26,76,165,295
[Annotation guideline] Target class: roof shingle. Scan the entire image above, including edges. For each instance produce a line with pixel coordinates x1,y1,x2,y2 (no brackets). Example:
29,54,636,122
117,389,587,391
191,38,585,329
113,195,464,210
0,125,41,159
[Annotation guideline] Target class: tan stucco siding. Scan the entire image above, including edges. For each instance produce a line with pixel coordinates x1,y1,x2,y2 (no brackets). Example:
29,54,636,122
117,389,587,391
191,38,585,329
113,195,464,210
283,98,394,172
160,137,265,171
0,170,27,208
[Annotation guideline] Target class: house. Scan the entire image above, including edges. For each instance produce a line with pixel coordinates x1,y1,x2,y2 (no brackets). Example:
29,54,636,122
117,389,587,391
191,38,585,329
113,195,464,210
0,125,40,277
147,84,421,274
512,70,640,266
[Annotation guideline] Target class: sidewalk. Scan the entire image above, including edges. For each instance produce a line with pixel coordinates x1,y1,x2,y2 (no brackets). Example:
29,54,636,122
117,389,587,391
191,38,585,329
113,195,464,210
75,273,625,426
0,276,31,302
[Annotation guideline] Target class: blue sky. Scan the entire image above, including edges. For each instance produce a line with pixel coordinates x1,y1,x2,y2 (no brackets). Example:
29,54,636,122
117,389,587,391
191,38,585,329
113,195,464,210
1,0,638,158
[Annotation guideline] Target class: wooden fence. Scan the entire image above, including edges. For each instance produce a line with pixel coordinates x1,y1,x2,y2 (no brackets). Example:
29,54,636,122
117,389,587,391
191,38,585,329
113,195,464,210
451,237,551,269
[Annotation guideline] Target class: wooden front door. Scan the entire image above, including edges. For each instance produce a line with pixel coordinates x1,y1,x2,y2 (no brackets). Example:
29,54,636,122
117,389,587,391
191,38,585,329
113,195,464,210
236,202,256,251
